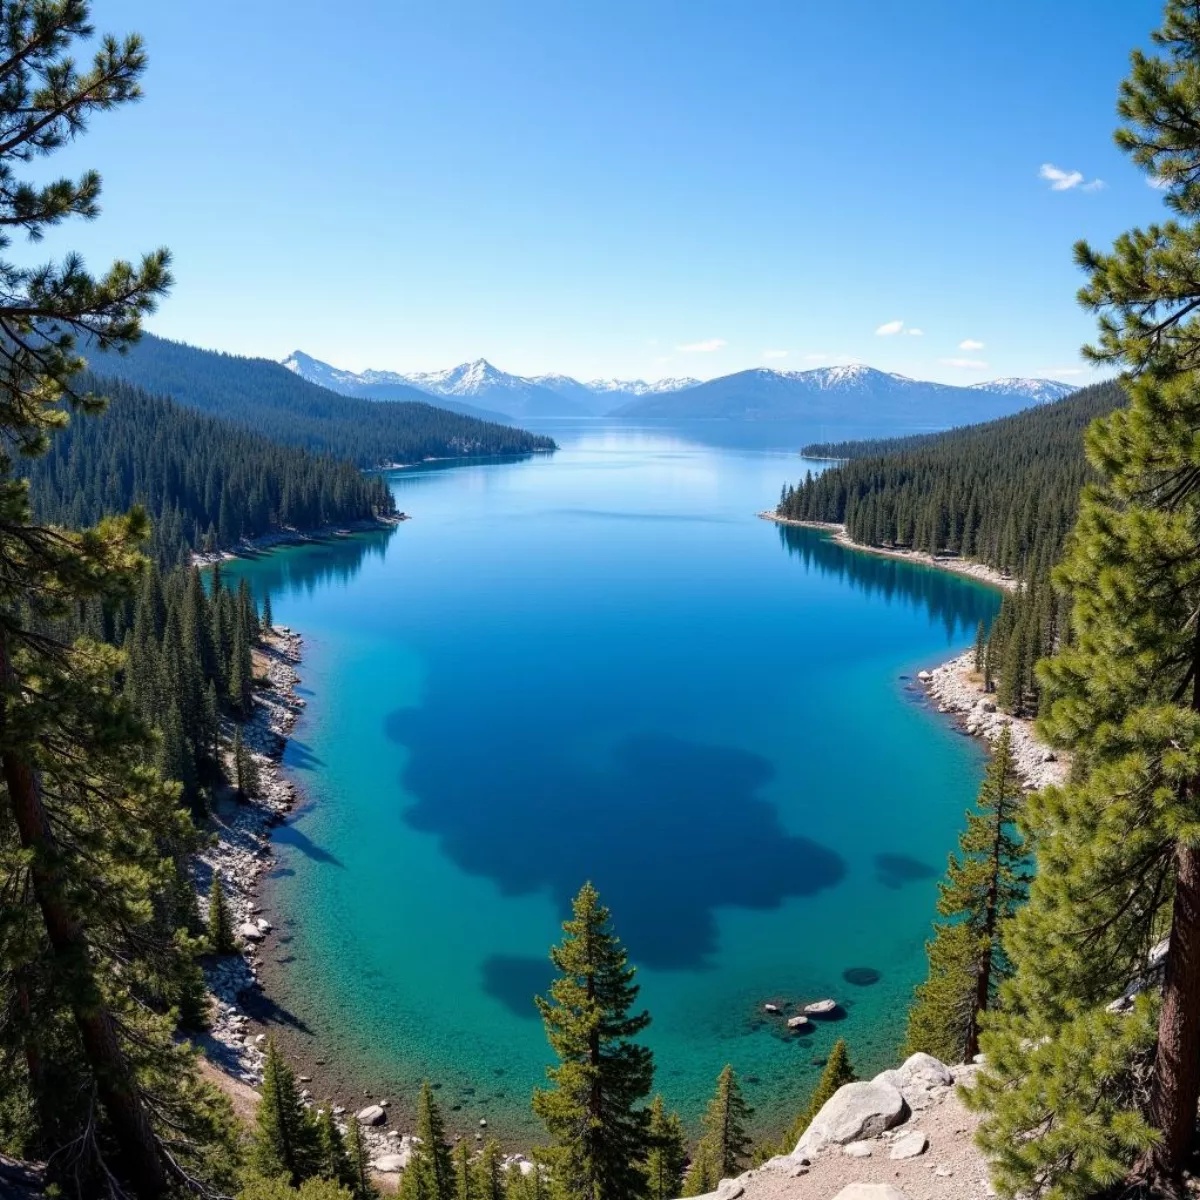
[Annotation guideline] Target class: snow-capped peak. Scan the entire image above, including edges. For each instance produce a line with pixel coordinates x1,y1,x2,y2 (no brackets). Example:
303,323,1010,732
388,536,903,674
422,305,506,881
968,377,1078,403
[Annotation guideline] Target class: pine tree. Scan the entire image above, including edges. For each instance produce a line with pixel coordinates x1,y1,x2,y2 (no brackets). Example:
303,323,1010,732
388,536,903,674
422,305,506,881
237,1175,356,1200
0,6,248,1196
263,592,274,632
315,1107,355,1190
973,619,986,673
253,1037,321,1186
233,723,260,799
905,725,1026,1063
345,1116,378,1200
780,1040,855,1153
969,6,1200,1193
532,882,655,1200
685,1066,752,1190
208,872,237,954
399,1080,454,1200
472,1139,507,1200
644,1096,687,1200
453,1140,478,1200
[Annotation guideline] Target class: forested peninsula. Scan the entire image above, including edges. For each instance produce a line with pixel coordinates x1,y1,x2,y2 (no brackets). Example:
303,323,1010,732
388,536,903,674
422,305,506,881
87,333,557,468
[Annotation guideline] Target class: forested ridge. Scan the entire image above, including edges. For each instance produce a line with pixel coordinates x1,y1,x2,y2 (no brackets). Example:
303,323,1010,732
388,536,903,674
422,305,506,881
24,374,396,566
87,332,557,467
779,380,1121,581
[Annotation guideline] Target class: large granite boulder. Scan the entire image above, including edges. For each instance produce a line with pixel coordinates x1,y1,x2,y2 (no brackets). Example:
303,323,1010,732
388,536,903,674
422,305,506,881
873,1053,953,1100
831,1187,909,1200
356,1104,386,1126
793,1080,908,1158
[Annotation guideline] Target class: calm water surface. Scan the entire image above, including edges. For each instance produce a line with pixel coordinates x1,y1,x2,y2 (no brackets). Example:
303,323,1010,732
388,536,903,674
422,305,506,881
223,419,999,1139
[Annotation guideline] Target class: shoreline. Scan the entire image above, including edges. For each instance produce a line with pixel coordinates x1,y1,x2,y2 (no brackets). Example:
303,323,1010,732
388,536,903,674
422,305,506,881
757,513,1018,593
759,512,1068,788
193,625,524,1181
191,627,415,1174
190,514,405,568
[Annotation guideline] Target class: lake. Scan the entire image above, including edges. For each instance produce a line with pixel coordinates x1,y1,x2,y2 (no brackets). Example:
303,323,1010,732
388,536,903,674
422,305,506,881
222,418,1000,1142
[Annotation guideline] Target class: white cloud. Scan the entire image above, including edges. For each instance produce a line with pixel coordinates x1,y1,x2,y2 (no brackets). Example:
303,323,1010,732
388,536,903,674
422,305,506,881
762,349,789,360
1039,162,1104,192
1034,366,1087,378
959,338,985,351
676,337,727,353
907,328,924,336
940,357,989,370
875,319,905,336
1149,175,1170,190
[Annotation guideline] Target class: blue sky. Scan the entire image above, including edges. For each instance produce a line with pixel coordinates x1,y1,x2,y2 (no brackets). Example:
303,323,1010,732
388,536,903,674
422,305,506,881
40,0,1166,383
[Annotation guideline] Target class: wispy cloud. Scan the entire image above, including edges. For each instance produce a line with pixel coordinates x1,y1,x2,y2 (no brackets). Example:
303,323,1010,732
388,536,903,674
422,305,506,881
676,337,727,353
762,349,789,360
959,338,985,351
1148,175,1170,190
875,319,905,336
940,357,988,370
1039,162,1104,192
1035,365,1087,378
907,328,924,336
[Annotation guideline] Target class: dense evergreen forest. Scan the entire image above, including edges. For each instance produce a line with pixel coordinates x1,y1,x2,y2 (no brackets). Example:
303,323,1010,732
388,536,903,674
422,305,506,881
25,375,396,566
87,332,557,467
779,380,1121,581
777,382,1123,718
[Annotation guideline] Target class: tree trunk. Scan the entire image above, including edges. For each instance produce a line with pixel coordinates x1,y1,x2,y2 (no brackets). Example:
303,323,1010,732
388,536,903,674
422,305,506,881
1135,841,1200,1187
0,632,168,1198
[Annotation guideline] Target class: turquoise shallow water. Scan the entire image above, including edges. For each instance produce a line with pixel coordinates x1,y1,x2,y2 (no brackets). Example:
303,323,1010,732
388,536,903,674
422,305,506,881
222,419,999,1140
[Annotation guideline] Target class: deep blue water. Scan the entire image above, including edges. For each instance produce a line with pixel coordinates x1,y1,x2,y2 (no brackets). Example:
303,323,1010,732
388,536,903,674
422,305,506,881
222,419,999,1138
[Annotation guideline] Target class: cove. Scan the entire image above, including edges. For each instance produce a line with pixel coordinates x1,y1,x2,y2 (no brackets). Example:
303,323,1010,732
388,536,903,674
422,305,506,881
221,419,1001,1140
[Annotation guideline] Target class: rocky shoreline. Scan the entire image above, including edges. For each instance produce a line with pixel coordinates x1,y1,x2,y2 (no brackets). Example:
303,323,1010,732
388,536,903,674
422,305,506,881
192,627,305,1090
191,625,532,1180
917,653,1068,791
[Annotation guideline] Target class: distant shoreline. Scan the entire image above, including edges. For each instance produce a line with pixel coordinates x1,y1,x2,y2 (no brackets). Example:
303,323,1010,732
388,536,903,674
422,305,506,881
758,512,1068,787
756,512,1017,592
190,513,404,568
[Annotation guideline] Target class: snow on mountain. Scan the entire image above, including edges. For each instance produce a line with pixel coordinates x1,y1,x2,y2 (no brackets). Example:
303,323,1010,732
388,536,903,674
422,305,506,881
968,377,1078,403
285,350,1081,426
585,376,700,396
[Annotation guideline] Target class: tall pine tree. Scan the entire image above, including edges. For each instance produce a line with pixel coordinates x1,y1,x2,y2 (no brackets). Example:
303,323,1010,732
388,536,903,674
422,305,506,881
905,725,1026,1063
971,4,1200,1193
644,1096,687,1200
682,1066,752,1195
533,883,654,1200
399,1080,454,1200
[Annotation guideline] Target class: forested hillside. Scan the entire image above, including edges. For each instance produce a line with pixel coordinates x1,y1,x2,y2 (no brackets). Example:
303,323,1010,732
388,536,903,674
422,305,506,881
25,375,396,566
87,333,556,467
778,380,1121,581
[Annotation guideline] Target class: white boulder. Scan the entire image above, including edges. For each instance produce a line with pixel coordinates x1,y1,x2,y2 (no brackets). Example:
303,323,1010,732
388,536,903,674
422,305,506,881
794,1080,908,1158
831,1187,909,1200
804,998,838,1015
356,1104,386,1126
889,1130,928,1160
238,922,264,942
371,1154,406,1173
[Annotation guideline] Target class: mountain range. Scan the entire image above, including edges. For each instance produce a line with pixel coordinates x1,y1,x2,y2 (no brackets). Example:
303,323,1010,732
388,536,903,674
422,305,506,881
283,351,1076,427
283,351,701,418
